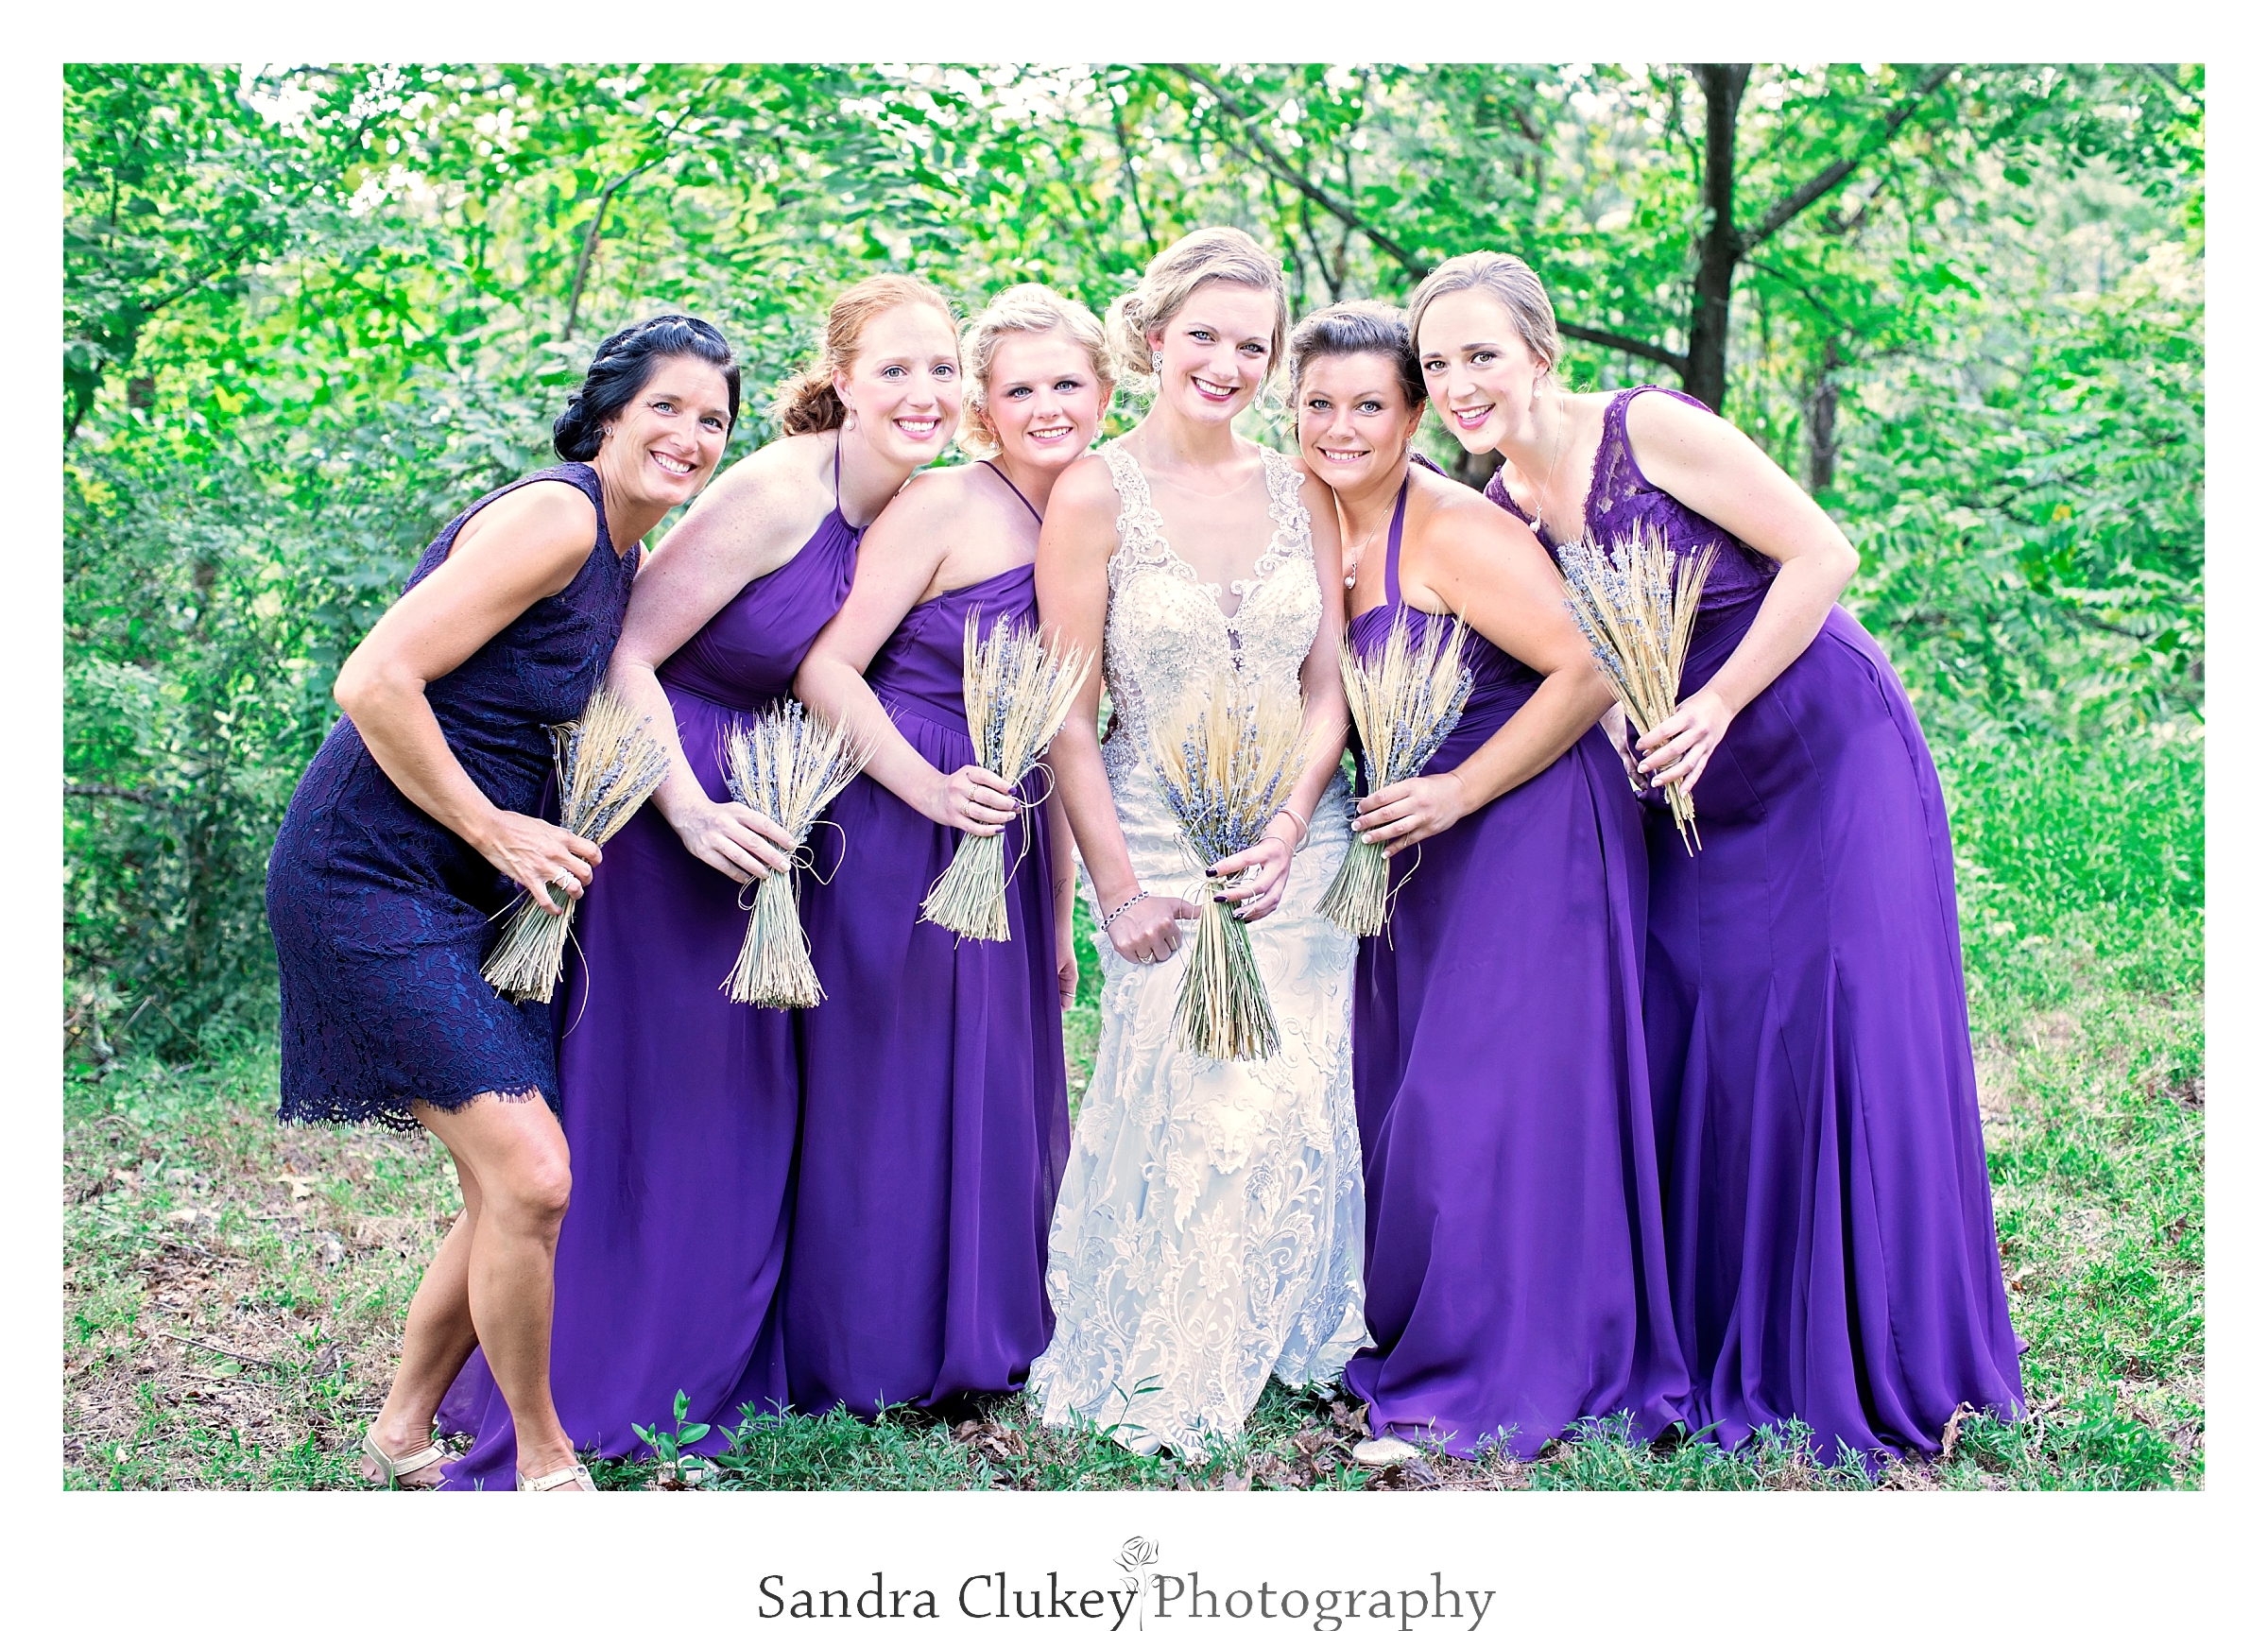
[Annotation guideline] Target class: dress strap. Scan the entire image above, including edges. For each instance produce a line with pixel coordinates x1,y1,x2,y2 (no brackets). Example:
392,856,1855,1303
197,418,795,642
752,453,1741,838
1606,387,1705,496
982,457,1043,526
1381,474,1411,615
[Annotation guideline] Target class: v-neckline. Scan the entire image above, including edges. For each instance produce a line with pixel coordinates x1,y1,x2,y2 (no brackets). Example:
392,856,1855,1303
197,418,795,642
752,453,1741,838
1113,442,1292,626
1501,398,1614,549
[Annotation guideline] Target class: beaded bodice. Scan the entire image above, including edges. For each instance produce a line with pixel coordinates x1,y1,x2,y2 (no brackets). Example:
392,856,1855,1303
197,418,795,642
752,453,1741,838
1096,440,1321,787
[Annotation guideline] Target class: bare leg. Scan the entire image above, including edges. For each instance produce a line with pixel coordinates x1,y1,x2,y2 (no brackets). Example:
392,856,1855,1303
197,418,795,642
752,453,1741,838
363,1152,485,1485
370,1092,584,1487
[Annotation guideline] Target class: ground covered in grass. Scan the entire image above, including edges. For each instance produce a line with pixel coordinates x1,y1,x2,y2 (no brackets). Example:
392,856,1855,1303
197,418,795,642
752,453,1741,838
61,731,2201,1492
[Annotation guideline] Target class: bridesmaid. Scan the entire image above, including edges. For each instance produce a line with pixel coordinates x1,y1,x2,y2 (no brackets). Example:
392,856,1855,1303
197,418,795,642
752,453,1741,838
1292,302,1690,1463
266,315,740,1491
1415,250,2024,1467
438,275,963,1487
787,284,1106,1416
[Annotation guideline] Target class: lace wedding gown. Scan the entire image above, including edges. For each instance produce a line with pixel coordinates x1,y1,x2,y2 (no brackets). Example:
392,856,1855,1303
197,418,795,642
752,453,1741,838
1026,440,1367,1456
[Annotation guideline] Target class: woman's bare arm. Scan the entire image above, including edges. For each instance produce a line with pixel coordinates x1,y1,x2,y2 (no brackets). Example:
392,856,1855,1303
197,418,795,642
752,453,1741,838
1356,480,1611,856
332,481,607,910
1622,389,1860,795
608,439,828,882
1045,775,1079,1011
1034,455,1199,963
794,472,1020,835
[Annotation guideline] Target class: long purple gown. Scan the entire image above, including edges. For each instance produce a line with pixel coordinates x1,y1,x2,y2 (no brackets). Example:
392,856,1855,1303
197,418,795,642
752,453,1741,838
1487,386,2025,1467
438,490,866,1489
783,560,1070,1416
1342,475,1691,1459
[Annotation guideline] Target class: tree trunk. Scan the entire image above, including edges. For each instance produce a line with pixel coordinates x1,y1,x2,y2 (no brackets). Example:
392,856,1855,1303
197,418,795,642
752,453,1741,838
1685,64,1751,411
1806,341,1842,492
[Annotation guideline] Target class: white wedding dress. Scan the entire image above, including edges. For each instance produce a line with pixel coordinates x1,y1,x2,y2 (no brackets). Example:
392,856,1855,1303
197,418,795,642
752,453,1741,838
1027,440,1367,1456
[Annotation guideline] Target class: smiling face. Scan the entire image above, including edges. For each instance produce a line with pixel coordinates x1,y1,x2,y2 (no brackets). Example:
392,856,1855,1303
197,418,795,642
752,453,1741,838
591,352,735,510
1148,281,1280,425
834,300,964,467
1415,286,1552,455
980,331,1105,479
1297,351,1426,496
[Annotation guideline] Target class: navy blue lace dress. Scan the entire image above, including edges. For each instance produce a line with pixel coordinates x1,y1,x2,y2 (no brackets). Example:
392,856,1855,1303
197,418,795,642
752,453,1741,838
267,464,638,1129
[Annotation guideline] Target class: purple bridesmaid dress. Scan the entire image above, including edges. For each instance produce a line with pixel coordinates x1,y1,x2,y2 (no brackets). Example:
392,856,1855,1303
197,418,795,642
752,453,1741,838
438,488,866,1489
1342,476,1691,1459
1488,386,2025,1467
783,560,1070,1416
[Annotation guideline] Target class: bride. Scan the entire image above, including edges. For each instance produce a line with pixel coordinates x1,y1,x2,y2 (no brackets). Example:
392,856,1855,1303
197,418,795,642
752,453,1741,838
1029,227,1366,1455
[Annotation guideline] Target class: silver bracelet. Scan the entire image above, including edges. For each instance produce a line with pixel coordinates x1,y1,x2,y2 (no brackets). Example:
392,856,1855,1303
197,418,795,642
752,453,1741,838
1270,804,1311,854
1100,889,1150,933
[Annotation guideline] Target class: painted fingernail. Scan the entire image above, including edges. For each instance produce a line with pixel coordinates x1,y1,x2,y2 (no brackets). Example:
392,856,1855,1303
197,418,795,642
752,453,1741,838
1204,867,1217,878
1212,893,1227,903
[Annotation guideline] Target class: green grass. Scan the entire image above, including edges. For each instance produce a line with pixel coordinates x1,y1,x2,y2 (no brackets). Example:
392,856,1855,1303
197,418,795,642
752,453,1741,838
60,730,2202,1490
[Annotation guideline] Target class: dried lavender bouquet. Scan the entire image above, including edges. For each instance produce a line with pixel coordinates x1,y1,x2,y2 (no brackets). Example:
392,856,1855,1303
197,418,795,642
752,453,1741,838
481,685,670,1002
720,699,871,1007
1557,525,1718,855
919,612,1092,942
1318,610,1475,936
1150,671,1312,1063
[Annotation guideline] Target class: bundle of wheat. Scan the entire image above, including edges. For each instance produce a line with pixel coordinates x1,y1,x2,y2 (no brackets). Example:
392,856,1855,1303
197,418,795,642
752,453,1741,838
1558,525,1718,855
1150,671,1312,1062
1319,611,1475,936
919,612,1092,942
720,699,872,1007
481,686,670,1002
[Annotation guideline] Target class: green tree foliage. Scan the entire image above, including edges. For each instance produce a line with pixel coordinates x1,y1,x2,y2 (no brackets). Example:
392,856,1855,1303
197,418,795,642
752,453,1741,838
61,62,2202,1056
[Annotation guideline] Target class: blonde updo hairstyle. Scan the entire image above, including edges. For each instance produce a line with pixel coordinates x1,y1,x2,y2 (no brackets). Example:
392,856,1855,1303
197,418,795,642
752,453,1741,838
1405,250,1562,382
1105,227,1292,394
957,284,1117,455
776,272,958,436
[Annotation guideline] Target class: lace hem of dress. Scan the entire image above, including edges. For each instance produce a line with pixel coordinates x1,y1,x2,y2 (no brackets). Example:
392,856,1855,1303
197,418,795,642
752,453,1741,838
276,1077,558,1133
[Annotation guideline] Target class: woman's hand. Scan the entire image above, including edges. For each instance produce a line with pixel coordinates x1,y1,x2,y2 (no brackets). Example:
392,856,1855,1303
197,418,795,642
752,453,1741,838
1634,687,1735,797
1600,702,1642,792
921,764,1021,837
1056,936,1079,1012
1105,889,1201,967
476,810,603,915
665,794,795,884
1211,819,1299,923
1352,773,1469,859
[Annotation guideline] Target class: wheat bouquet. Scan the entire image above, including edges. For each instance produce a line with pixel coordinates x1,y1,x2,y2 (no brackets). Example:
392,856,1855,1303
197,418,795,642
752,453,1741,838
1318,611,1475,936
919,612,1092,942
719,699,871,1007
1558,525,1719,855
481,685,670,1003
1150,671,1312,1063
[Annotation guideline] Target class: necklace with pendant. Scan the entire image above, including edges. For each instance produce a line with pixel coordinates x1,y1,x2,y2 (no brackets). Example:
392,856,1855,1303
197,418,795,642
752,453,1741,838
1333,507,1387,593
1342,490,1396,592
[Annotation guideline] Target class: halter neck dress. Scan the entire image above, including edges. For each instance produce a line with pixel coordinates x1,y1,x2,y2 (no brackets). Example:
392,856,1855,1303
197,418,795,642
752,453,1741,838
1341,473,1691,1457
782,470,1070,1416
438,440,868,1487
1486,386,2025,1468
266,462,635,1129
